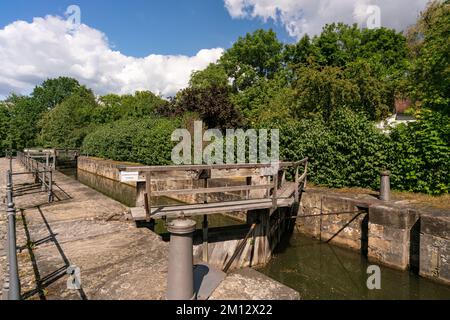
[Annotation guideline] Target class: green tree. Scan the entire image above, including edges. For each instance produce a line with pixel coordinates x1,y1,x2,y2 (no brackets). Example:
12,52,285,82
96,91,167,123
0,103,11,156
292,65,359,120
4,94,44,150
31,77,82,111
168,86,243,129
38,87,98,148
189,63,229,89
220,29,283,90
389,109,450,194
408,0,450,114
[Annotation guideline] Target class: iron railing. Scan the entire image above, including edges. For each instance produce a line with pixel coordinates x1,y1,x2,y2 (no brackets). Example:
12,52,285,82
2,151,56,300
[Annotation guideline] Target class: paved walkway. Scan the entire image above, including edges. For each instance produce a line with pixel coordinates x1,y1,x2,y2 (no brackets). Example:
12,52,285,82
0,158,299,300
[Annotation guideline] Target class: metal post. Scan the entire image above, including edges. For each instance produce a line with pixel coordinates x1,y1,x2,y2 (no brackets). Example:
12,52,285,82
380,170,391,201
48,169,53,203
166,218,196,300
9,152,13,173
5,172,20,300
202,215,208,262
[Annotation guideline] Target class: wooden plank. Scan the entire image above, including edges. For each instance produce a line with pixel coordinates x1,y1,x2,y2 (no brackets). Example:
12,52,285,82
150,198,294,219
130,207,147,220
151,184,274,197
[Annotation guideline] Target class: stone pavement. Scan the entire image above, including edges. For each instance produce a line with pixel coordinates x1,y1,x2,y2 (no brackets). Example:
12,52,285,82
0,158,299,300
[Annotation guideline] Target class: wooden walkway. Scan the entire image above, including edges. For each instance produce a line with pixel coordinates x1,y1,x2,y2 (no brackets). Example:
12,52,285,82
124,161,307,221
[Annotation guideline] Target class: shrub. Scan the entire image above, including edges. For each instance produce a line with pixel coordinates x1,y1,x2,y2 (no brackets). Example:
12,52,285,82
81,116,182,165
274,108,389,189
388,109,450,194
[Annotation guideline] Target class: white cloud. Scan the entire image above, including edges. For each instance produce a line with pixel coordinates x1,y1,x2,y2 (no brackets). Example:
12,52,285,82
0,15,224,97
224,0,429,39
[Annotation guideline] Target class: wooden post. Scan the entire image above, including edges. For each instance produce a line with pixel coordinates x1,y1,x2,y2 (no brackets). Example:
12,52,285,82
202,178,208,262
145,172,153,225
304,160,308,189
246,176,252,199
48,169,53,203
272,172,278,210
294,166,299,204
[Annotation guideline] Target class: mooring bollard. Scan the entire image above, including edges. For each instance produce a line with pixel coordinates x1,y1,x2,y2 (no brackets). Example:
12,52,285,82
166,217,196,300
380,170,391,201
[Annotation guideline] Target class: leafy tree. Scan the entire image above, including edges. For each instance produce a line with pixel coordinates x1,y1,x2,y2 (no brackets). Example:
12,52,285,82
407,0,450,114
220,29,283,90
292,65,359,120
31,77,82,111
4,94,43,150
38,87,98,148
95,91,168,123
189,63,229,89
271,108,389,189
0,103,11,156
166,86,243,129
389,109,450,194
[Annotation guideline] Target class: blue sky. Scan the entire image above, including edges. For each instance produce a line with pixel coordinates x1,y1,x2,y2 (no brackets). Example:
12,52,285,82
0,0,427,98
0,0,292,57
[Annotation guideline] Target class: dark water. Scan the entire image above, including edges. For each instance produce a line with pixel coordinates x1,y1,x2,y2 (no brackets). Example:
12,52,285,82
259,233,450,300
60,167,450,300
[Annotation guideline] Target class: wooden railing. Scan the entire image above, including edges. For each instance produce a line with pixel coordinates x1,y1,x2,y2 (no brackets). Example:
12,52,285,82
120,158,308,220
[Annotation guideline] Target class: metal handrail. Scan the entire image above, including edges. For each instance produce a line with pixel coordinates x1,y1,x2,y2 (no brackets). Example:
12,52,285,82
2,160,20,300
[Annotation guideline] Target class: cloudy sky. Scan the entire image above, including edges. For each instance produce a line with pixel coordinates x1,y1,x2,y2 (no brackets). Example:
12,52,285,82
0,0,428,98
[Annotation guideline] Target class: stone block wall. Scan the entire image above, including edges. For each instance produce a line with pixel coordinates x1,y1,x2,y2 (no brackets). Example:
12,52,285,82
296,191,368,251
420,214,450,285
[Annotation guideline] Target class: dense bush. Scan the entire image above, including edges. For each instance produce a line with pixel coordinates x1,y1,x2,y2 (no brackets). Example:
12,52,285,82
273,108,389,189
81,116,182,165
388,109,450,194
273,107,449,194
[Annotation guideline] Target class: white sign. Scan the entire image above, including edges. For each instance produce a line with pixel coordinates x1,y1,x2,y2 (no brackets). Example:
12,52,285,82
120,171,139,182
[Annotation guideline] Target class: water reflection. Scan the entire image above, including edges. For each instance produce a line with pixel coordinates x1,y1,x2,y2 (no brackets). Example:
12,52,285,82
259,233,450,300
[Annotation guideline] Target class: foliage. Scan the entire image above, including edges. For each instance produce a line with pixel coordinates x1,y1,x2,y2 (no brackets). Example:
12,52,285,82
162,85,243,129
4,94,44,150
82,116,181,165
388,109,450,194
31,77,83,111
95,91,168,123
38,87,98,148
189,63,229,89
0,103,10,156
407,0,450,114
220,29,283,90
271,108,389,189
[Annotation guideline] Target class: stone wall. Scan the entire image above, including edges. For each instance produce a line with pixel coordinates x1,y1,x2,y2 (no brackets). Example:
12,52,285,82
78,156,137,187
367,205,419,270
420,213,450,285
295,189,450,285
296,190,369,252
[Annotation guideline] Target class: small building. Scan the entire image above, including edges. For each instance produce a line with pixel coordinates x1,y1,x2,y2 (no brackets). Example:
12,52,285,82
376,98,416,133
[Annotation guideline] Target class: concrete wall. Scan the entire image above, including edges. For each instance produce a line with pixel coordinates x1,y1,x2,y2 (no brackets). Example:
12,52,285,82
296,191,368,251
420,213,450,285
295,189,450,285
78,156,136,187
